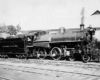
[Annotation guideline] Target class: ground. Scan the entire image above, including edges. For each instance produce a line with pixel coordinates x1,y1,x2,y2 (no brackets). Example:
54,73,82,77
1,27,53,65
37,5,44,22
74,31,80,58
0,59,100,80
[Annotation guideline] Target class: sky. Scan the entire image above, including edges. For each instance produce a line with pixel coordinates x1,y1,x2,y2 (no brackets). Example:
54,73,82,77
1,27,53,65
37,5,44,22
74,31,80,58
0,0,100,30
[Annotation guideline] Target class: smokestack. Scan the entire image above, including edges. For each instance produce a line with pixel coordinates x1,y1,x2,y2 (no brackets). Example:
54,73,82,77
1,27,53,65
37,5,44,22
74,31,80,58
80,24,84,31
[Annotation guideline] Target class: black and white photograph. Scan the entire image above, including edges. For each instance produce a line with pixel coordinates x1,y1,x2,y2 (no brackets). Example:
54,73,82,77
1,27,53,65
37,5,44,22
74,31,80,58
0,0,100,80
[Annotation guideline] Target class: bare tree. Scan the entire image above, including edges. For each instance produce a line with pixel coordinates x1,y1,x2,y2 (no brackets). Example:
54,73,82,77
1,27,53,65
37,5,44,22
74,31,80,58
0,24,21,35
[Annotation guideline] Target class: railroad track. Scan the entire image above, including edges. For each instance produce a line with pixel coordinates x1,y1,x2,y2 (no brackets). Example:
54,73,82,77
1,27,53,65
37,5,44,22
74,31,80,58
0,76,12,80
0,58,100,71
0,61,100,80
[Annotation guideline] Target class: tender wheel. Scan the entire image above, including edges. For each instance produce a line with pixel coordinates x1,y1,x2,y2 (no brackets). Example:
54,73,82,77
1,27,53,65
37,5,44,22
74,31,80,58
50,47,62,60
5,55,8,58
18,55,23,59
16,55,21,59
37,48,47,59
82,54,90,63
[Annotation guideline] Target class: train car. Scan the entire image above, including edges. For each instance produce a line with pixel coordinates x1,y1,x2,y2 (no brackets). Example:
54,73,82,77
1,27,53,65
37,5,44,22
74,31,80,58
0,31,45,58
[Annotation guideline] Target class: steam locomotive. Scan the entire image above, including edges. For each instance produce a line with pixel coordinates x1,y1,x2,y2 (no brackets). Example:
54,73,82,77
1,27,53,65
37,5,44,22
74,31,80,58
0,26,99,63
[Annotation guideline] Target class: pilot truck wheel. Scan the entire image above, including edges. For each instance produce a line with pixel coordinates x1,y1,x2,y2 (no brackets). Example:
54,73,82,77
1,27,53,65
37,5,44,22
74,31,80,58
50,47,62,60
82,54,90,63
